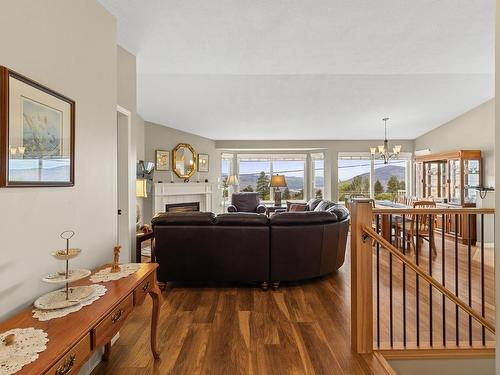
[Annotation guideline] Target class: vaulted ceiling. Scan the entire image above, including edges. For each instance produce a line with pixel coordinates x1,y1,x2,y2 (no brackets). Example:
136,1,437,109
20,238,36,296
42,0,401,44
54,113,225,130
99,0,494,140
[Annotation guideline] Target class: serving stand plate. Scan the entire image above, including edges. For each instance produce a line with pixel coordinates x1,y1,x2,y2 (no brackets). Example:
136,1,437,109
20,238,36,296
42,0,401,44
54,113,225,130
35,231,91,311
34,286,94,310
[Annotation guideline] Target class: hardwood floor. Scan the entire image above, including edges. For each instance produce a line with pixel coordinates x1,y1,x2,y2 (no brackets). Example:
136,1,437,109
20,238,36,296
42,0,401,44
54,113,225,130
92,245,390,375
92,234,495,374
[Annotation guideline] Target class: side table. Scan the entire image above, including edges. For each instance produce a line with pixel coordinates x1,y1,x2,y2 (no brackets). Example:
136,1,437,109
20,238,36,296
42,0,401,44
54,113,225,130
265,205,287,217
136,230,154,263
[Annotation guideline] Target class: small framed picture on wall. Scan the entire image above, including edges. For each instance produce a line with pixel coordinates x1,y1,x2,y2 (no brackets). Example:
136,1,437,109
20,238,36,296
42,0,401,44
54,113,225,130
198,153,209,172
155,150,170,171
0,66,75,187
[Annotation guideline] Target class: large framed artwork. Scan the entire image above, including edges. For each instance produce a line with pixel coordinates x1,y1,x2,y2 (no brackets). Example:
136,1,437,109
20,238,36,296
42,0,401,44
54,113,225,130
0,67,75,187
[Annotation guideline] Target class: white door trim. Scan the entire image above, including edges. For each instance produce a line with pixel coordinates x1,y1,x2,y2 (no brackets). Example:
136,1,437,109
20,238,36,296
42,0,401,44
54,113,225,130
116,105,135,262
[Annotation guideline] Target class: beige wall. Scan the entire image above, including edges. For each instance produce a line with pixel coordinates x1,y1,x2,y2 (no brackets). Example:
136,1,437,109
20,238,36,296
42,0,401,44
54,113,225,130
215,139,415,201
143,122,222,221
495,0,500,369
117,46,146,225
390,358,494,375
0,0,117,321
415,99,495,187
117,46,144,159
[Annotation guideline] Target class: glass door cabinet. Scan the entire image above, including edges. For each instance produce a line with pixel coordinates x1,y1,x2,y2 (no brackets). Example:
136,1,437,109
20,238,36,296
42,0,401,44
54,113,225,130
415,150,482,244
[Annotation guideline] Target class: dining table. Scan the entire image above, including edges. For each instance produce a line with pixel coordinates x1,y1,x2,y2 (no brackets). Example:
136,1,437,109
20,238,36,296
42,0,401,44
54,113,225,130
373,200,410,243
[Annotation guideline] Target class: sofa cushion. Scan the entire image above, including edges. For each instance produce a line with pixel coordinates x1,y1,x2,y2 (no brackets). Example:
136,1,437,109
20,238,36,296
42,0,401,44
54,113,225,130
313,200,335,212
306,198,322,211
270,211,338,225
326,204,350,221
152,212,216,226
216,213,268,226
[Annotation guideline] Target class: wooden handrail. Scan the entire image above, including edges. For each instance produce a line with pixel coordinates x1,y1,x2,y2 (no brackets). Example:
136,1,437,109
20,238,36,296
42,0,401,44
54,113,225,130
362,225,495,334
372,208,495,215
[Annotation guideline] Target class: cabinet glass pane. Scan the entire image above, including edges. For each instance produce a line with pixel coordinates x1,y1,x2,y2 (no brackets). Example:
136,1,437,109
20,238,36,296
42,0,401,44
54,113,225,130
449,159,461,204
415,163,422,198
440,162,447,198
464,159,480,203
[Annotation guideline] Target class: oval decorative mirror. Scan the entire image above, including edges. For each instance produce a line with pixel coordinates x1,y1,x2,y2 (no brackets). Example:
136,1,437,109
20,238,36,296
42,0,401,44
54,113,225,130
172,143,197,181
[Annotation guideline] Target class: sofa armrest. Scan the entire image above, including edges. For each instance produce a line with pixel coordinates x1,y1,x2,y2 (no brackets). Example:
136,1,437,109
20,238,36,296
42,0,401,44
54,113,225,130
256,204,267,214
227,205,237,213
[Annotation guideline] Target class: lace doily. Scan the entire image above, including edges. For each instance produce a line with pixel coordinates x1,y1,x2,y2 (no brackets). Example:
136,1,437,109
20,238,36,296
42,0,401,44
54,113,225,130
90,263,142,283
0,328,48,375
32,284,107,321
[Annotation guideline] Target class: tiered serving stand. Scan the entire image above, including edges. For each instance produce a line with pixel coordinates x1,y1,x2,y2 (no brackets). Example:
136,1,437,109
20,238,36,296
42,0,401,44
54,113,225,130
34,231,93,311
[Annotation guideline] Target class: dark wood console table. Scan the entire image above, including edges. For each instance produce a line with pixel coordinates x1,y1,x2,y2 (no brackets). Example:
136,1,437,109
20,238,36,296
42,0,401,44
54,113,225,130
0,263,160,374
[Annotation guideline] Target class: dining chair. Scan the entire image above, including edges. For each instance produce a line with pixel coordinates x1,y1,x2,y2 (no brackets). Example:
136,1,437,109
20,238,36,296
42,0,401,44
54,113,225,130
395,200,437,257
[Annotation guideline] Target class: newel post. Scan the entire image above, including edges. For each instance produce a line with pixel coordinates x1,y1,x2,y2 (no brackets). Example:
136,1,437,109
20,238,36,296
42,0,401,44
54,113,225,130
350,199,374,353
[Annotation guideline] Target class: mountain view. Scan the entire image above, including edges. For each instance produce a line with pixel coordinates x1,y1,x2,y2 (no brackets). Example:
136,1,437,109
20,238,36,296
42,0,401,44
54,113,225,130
338,164,406,201
341,165,405,187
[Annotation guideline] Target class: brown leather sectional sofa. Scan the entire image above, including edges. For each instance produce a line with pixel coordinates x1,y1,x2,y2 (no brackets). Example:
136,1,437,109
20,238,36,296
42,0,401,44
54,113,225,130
151,199,349,289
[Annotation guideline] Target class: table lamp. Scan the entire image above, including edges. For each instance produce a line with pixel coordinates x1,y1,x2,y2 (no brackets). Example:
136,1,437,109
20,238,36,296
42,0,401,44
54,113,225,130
136,179,147,230
270,174,287,207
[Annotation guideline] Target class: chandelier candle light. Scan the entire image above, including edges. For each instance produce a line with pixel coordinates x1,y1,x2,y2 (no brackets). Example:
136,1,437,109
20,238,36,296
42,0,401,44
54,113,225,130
370,117,402,164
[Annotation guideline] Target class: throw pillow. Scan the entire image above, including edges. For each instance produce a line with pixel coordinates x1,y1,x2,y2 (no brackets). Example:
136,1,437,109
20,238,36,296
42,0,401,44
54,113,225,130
289,203,308,212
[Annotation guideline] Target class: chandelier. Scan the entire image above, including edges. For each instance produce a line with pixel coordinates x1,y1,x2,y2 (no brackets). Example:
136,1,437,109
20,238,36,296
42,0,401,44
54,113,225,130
370,117,401,164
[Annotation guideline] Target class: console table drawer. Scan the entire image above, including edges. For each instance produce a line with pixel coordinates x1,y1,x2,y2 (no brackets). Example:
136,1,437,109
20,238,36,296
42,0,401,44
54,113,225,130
133,273,154,306
93,293,133,348
45,333,91,375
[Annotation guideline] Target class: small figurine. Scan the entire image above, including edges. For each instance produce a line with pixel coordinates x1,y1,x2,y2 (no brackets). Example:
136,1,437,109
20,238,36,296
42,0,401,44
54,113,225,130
3,334,15,346
140,224,151,233
111,246,121,273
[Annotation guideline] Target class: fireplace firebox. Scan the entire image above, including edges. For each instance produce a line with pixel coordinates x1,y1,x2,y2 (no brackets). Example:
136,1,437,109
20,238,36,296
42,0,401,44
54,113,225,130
165,202,200,213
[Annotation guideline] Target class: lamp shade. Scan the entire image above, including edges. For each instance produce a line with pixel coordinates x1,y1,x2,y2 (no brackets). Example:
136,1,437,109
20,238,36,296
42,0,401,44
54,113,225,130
270,174,287,188
226,175,239,186
136,179,147,198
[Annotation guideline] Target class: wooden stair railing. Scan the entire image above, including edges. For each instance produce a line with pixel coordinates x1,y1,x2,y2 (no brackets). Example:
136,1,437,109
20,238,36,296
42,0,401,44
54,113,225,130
363,225,495,334
350,199,495,354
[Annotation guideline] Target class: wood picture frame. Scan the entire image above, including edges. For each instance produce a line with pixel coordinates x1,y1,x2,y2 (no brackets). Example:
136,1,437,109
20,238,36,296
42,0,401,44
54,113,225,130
155,150,170,171
0,66,75,187
198,153,209,172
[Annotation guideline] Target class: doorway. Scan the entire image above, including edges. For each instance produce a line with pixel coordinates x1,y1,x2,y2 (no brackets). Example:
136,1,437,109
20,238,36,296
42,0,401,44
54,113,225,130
116,105,135,262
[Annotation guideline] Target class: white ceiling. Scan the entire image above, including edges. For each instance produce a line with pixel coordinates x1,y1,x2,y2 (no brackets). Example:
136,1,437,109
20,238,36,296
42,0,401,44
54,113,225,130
99,0,495,140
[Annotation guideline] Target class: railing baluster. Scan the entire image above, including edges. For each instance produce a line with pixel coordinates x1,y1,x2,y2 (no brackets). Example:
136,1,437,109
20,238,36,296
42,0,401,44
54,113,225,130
455,214,459,346
442,213,446,347
389,214,393,347
402,214,407,347
481,214,485,345
376,214,380,348
416,214,420,347
429,214,433,347
468,214,472,346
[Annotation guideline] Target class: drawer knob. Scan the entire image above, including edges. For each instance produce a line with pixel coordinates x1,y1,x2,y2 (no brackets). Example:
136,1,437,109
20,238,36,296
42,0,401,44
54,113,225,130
111,308,122,323
142,281,150,292
56,354,76,375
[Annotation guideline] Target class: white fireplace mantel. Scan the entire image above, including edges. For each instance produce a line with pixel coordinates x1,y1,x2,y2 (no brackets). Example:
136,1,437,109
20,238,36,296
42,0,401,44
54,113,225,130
153,182,213,215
